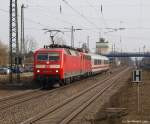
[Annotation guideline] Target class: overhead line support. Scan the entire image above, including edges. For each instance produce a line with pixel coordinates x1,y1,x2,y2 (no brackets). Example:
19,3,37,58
9,0,20,83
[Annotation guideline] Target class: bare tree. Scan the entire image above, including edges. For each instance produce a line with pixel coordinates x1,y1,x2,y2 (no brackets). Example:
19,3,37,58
0,41,8,65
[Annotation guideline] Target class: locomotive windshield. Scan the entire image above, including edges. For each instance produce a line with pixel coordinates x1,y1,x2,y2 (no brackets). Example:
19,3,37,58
37,54,48,61
48,53,59,61
37,53,59,61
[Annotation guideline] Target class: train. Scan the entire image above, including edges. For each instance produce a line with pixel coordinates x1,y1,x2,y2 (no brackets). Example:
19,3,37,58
33,44,110,87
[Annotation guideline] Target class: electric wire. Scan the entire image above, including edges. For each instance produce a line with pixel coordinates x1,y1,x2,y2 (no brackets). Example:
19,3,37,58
0,8,8,13
27,5,73,26
62,0,100,30
0,8,47,28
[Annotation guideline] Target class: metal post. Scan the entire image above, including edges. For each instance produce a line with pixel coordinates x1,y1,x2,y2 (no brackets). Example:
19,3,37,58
9,0,20,83
114,44,116,53
87,36,89,50
71,26,74,47
9,0,13,83
21,4,25,54
137,83,140,114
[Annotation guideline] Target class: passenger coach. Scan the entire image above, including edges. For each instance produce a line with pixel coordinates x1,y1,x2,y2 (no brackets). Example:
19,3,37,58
89,54,109,74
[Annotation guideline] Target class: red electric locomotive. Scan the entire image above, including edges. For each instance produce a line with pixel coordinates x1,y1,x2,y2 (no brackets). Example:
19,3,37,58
33,45,91,87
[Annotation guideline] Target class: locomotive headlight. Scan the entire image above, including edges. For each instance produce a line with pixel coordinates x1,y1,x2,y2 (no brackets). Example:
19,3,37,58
56,70,59,73
37,70,40,73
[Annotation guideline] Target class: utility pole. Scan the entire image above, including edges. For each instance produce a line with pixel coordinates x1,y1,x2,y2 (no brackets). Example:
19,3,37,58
143,45,146,54
65,26,82,47
9,0,20,83
114,44,116,53
112,44,114,53
20,4,25,55
87,36,89,50
71,26,74,47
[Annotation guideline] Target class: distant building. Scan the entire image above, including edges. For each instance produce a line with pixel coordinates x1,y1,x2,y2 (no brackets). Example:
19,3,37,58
96,38,109,54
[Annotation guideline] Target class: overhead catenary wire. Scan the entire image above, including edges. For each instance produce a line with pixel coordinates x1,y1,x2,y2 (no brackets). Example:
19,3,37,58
1,7,150,32
0,7,69,29
86,1,110,40
62,0,101,30
0,7,95,31
0,8,8,13
86,1,108,29
26,5,74,26
0,8,47,28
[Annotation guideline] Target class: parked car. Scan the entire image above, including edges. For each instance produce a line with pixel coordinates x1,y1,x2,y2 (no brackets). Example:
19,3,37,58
0,67,11,75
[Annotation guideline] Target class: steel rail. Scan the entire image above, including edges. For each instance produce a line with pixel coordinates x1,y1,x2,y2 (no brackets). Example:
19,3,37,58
0,88,41,102
0,71,107,111
59,69,128,124
21,68,129,124
0,67,123,112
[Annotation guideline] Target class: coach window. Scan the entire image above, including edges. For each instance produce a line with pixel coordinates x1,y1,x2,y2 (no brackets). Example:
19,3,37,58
85,56,88,60
104,60,107,64
105,60,108,64
94,59,96,65
99,60,101,64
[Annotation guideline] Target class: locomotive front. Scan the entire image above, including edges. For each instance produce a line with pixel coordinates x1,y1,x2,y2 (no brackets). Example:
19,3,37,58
33,49,63,83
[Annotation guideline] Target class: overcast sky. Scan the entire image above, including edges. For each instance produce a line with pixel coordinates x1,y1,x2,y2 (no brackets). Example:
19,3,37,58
0,0,150,52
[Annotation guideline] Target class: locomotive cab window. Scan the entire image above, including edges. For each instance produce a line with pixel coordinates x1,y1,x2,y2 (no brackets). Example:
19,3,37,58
48,53,60,61
37,54,48,61
37,53,60,61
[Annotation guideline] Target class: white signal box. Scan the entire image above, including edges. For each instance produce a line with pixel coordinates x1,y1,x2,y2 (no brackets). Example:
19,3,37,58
132,70,142,82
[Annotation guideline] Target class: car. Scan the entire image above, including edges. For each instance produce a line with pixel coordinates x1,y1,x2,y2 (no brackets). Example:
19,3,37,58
0,67,11,75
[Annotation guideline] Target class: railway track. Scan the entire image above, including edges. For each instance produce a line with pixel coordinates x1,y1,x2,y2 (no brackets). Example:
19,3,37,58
0,67,127,124
21,68,130,124
0,67,123,112
0,88,42,110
